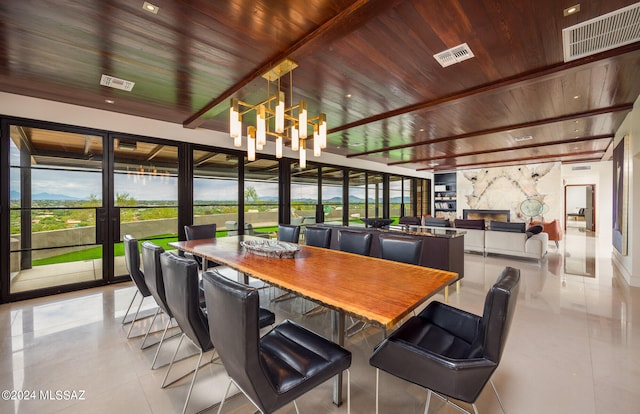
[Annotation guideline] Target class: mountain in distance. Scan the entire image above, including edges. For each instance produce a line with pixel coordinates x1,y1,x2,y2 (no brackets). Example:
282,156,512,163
10,191,81,201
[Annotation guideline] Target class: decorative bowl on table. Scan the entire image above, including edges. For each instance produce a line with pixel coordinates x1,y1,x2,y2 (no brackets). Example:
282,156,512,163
360,218,394,228
240,239,300,258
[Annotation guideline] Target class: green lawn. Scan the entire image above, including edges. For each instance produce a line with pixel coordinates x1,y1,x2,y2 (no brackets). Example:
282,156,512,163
30,227,279,266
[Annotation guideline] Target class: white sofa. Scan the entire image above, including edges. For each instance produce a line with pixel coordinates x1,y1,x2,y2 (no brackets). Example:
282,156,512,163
461,228,486,254
484,230,548,261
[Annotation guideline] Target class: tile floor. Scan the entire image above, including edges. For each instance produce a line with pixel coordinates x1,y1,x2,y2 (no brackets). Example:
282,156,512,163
1,227,639,414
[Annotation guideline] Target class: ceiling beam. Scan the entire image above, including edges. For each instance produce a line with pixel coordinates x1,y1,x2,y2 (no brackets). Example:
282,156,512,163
348,103,633,158
387,135,613,166
422,149,606,172
330,42,640,137
182,0,371,129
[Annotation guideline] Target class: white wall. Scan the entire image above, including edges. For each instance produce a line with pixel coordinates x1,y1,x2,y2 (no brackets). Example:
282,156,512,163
0,92,431,180
561,162,613,240
565,185,587,215
612,95,640,287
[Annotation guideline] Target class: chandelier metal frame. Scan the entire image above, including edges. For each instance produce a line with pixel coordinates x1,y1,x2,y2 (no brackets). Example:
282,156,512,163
229,59,326,168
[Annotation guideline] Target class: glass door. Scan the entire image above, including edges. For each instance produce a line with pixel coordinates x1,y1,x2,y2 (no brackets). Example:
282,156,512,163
7,124,106,296
111,136,179,278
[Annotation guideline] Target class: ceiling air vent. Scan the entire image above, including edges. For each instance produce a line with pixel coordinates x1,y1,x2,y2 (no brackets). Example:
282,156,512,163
562,2,640,62
433,43,475,67
100,74,135,92
572,165,592,171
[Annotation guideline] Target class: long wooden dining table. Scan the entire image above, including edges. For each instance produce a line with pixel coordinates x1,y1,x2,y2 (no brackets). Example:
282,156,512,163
169,235,458,405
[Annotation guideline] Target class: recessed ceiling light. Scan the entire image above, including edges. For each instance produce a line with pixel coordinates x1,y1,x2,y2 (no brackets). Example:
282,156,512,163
514,135,534,142
563,4,580,16
428,162,439,167
345,93,352,98
143,2,159,14
573,95,580,99
419,128,425,132
105,99,115,104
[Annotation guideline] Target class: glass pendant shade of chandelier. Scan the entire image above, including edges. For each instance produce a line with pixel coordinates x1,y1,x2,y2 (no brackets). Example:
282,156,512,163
227,59,326,168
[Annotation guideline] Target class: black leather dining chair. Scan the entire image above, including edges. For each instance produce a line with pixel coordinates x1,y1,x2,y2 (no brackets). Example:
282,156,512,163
184,223,217,240
202,268,352,414
369,266,521,414
379,234,423,265
270,224,302,302
301,226,333,315
304,226,332,248
159,252,214,414
277,224,301,243
184,223,218,270
338,230,372,256
141,241,180,367
123,234,156,338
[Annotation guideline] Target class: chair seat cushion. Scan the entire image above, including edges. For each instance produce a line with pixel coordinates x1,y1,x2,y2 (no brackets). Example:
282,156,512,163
260,320,351,395
259,308,276,327
390,316,475,359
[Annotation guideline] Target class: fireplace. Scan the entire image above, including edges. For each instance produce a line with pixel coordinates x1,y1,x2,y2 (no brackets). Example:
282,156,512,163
463,209,511,225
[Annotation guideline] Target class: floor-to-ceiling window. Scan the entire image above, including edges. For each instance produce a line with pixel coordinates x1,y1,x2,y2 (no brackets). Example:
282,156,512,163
367,172,384,219
2,117,426,302
192,149,240,235
7,124,106,295
291,161,319,226
348,170,367,225
112,136,179,273
389,175,416,220
321,166,344,224
244,157,279,233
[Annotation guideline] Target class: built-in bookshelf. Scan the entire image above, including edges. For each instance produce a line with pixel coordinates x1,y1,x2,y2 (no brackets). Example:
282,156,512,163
434,172,456,219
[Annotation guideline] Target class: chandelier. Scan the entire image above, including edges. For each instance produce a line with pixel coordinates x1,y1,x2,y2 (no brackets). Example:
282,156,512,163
229,59,326,168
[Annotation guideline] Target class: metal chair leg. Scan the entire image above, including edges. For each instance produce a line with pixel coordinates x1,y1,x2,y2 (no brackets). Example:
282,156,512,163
293,400,300,414
122,290,139,325
181,349,204,414
423,390,432,414
375,368,379,414
140,307,161,349
151,318,172,369
162,333,185,388
490,379,506,414
127,295,145,338
216,379,233,414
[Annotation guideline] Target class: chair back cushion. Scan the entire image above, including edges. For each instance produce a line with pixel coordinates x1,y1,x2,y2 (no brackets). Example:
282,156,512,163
423,217,451,227
490,221,525,233
399,216,421,225
304,226,332,248
379,235,423,265
123,235,150,297
278,224,301,243
338,230,372,256
184,223,217,240
477,266,521,363
141,241,170,316
160,253,211,350
454,219,485,230
202,270,270,408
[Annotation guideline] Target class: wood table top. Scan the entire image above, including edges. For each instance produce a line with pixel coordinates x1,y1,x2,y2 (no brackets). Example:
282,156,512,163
170,236,458,329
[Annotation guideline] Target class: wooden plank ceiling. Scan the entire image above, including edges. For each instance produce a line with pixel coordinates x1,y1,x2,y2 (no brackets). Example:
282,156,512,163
1,0,639,172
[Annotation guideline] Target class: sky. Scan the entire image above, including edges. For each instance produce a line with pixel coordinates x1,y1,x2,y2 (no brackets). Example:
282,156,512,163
10,141,350,202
